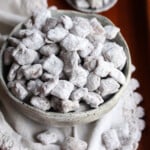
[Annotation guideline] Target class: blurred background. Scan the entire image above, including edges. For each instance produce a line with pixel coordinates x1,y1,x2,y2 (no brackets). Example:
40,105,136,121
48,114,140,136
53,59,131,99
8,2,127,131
48,0,150,149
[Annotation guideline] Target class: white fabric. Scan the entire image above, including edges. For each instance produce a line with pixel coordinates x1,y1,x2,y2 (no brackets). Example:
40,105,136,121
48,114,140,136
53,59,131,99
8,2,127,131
0,1,145,150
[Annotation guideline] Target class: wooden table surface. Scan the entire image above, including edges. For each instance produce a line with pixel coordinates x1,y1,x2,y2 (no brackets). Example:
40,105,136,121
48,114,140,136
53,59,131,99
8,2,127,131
48,1,150,149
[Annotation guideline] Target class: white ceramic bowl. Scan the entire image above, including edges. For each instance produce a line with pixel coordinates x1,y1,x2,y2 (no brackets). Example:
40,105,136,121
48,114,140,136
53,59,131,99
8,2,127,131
0,10,131,126
65,0,118,13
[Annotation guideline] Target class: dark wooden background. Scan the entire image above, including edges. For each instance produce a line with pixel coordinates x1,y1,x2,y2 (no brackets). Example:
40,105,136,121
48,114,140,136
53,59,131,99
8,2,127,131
48,0,150,149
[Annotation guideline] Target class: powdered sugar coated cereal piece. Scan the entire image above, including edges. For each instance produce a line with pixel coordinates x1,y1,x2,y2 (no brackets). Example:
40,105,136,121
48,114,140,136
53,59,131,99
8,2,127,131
90,18,105,35
60,15,73,30
83,56,97,71
62,137,87,150
37,130,58,145
109,68,126,85
47,24,68,42
23,64,43,80
51,80,74,100
7,63,20,82
40,43,59,56
70,17,92,38
30,96,50,111
100,78,120,97
88,0,103,8
71,88,88,101
75,0,90,8
27,79,43,96
70,66,89,87
22,30,44,50
78,40,94,58
12,44,39,65
104,25,120,39
10,82,28,100
83,92,104,108
43,54,64,76
40,78,58,97
86,72,101,91
33,8,51,29
60,50,80,76
60,100,80,113
94,56,114,77
103,42,127,70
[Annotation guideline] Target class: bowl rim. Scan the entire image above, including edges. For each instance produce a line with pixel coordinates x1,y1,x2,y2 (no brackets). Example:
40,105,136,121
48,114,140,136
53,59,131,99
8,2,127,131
0,9,132,125
65,0,118,13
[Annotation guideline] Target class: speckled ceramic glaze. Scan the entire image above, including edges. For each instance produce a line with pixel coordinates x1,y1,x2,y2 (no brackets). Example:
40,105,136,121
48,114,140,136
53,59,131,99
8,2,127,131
0,10,131,126
65,0,118,13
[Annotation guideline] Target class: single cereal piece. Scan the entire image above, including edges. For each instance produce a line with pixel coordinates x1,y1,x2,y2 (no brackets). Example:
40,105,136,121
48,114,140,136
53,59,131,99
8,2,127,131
86,72,101,91
70,66,89,87
7,63,20,82
60,51,80,76
33,8,51,29
83,92,104,108
60,100,80,113
94,56,114,77
102,129,120,150
62,137,87,150
10,82,28,100
75,0,90,8
70,17,92,38
60,15,73,30
39,43,59,56
90,18,105,35
83,56,98,71
42,54,64,76
27,79,43,96
51,80,74,100
104,25,120,40
109,68,126,85
36,130,58,145
60,33,92,52
42,18,58,33
12,44,39,65
30,96,50,111
103,42,127,70
87,33,106,47
16,65,30,80
88,0,103,8
23,64,43,80
22,31,44,50
4,47,14,65
99,78,120,97
40,78,58,97
47,24,68,42
50,97,79,113
70,88,88,101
